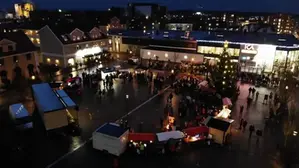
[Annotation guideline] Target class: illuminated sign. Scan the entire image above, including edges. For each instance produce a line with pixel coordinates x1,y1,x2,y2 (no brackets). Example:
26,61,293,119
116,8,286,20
75,46,102,59
240,44,258,55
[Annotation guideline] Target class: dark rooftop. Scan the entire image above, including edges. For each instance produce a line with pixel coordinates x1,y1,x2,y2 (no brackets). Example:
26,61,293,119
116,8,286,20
46,24,107,44
96,123,127,138
143,46,197,54
206,117,231,132
0,31,37,58
109,29,299,47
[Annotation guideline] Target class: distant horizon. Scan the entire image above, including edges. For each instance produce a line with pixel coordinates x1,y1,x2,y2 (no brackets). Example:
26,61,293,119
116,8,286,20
2,0,299,15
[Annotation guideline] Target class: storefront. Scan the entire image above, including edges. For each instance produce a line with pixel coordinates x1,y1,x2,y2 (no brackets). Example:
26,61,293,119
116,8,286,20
197,41,299,74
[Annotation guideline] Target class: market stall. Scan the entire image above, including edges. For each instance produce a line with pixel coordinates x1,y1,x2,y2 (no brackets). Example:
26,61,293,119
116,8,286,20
93,123,129,156
204,116,234,145
32,83,77,131
216,106,232,119
128,133,156,154
156,131,184,142
9,103,33,130
101,67,116,79
183,126,209,143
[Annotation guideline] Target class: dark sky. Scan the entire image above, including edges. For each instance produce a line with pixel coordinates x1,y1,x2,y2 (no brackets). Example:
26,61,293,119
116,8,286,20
2,0,299,14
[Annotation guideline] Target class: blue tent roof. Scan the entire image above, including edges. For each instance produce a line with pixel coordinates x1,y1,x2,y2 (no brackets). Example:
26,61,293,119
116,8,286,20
56,90,76,107
96,123,127,138
32,83,65,113
9,103,29,119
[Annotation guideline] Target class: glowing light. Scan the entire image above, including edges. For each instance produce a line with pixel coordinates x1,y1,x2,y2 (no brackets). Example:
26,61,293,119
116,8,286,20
285,86,289,90
165,53,168,57
147,52,151,55
216,106,231,118
47,58,51,62
191,58,194,61
171,69,174,73
75,46,102,60
55,59,59,64
31,75,35,80
184,55,188,59
253,45,276,72
150,141,153,143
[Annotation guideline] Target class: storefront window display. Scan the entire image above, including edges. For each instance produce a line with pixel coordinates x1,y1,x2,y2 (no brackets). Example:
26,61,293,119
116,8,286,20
197,46,239,56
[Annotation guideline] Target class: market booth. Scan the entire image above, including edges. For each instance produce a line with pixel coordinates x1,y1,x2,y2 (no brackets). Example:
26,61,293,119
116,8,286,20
183,126,209,143
31,83,77,131
93,123,129,156
101,67,116,79
204,116,234,145
9,103,33,130
128,133,156,154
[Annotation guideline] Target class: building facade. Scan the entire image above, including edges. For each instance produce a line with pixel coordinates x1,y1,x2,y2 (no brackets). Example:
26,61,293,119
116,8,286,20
0,31,39,85
14,2,34,19
39,25,109,68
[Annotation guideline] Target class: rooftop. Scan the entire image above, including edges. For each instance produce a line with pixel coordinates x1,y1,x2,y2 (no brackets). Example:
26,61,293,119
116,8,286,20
109,29,299,47
206,117,231,132
0,31,37,58
44,24,107,44
96,123,127,138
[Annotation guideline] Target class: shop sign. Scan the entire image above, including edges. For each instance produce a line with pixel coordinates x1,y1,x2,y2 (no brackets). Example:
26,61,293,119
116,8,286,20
240,44,258,55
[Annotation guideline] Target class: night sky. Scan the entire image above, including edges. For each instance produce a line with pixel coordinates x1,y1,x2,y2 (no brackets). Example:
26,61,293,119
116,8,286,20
2,0,299,14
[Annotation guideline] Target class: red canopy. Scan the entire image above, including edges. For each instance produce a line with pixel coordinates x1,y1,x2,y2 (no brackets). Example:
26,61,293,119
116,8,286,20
128,133,156,142
183,126,209,136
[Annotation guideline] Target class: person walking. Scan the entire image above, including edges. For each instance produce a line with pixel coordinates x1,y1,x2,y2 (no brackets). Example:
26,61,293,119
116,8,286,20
255,91,259,101
239,118,244,130
242,120,248,132
248,87,252,96
252,88,256,97
240,105,244,117
263,94,268,104
249,125,255,138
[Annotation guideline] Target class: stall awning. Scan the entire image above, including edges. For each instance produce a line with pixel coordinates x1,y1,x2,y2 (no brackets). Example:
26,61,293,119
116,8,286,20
128,133,156,142
156,131,185,142
183,126,209,136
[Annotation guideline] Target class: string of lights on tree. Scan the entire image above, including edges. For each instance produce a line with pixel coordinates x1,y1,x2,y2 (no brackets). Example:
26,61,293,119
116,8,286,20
217,41,237,95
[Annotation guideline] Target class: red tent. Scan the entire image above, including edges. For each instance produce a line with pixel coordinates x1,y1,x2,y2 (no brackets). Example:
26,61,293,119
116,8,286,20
183,126,209,136
128,133,156,142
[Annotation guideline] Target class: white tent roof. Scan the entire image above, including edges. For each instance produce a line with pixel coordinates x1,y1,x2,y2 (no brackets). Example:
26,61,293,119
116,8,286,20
156,131,184,142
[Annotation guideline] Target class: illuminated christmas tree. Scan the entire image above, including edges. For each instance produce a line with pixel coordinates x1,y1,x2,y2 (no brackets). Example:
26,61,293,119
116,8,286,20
216,41,237,97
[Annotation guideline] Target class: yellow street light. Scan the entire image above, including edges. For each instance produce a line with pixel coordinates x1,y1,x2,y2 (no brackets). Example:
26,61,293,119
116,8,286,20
31,75,35,80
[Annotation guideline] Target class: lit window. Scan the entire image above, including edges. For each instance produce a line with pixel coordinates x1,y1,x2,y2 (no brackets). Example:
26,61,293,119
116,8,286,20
165,53,168,57
30,38,34,42
62,35,68,41
86,44,89,48
47,58,51,62
184,55,188,59
36,38,40,44
147,52,151,55
55,59,59,64
77,36,81,40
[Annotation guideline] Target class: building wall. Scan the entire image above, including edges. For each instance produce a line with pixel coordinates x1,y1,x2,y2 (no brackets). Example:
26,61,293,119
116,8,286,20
209,128,224,144
39,26,64,57
140,48,204,63
0,51,39,84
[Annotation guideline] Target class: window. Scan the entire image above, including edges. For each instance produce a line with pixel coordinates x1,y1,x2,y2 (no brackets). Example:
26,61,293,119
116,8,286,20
36,38,40,44
0,59,4,66
76,36,81,40
13,56,18,63
26,53,32,60
72,36,76,41
8,45,13,52
61,35,68,42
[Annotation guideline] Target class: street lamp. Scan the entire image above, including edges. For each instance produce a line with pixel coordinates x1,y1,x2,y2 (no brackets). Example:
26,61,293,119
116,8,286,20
285,86,289,90
31,75,35,80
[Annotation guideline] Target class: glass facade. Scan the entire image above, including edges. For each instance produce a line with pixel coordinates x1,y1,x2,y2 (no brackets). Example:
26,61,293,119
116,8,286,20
197,46,240,56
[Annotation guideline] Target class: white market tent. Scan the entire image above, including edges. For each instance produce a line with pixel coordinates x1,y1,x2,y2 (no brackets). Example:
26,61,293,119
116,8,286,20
156,131,185,142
